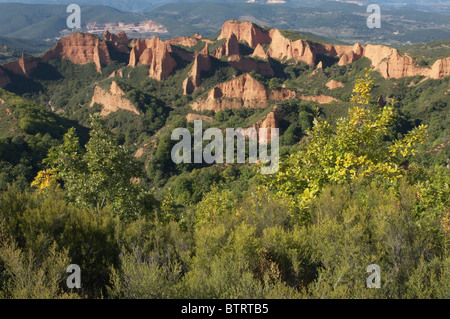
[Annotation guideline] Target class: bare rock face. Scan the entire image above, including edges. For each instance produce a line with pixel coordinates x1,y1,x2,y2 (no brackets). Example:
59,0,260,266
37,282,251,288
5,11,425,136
186,113,214,123
165,36,200,48
429,57,450,79
191,73,295,111
42,33,111,73
267,29,316,65
128,36,177,81
251,108,282,141
364,45,423,78
227,55,274,77
104,30,130,53
214,32,241,58
362,45,448,79
0,67,11,88
337,44,364,66
2,52,39,77
300,94,339,104
252,44,269,60
183,77,196,95
218,20,271,48
183,44,212,94
326,79,345,90
90,81,139,117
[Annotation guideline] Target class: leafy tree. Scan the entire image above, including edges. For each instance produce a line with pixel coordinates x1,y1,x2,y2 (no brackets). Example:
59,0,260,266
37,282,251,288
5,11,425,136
266,69,428,210
44,114,154,220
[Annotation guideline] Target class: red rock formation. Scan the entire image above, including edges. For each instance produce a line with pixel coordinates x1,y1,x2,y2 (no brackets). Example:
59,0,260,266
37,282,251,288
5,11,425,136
267,29,316,65
191,73,295,111
104,30,130,53
42,33,111,73
227,55,274,77
218,20,271,48
2,52,39,77
300,95,339,104
186,113,214,123
429,57,450,79
213,32,240,59
183,44,212,94
326,79,345,90
165,36,200,48
128,36,177,81
252,43,269,60
0,67,11,88
251,108,282,141
345,44,450,79
90,81,139,117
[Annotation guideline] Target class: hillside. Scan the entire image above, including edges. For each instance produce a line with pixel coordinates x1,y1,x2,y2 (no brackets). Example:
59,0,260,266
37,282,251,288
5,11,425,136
0,19,449,301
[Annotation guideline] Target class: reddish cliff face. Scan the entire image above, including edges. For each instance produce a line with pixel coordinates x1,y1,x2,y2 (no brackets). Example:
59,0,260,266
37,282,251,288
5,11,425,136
191,74,295,111
251,108,282,142
128,36,177,81
165,36,200,48
183,44,212,95
430,57,450,79
300,94,339,104
337,44,450,79
218,20,271,48
267,29,316,65
42,33,111,73
104,30,130,53
186,113,214,123
364,45,423,78
0,67,11,88
2,53,40,77
252,44,269,60
213,32,240,59
326,79,345,90
90,81,139,117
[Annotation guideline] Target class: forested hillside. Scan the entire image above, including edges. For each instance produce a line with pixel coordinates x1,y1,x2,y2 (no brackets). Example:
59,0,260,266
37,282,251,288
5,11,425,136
0,20,448,299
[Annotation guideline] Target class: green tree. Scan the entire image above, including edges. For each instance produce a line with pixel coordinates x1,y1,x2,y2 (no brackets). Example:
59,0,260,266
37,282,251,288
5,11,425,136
44,114,153,220
266,69,428,210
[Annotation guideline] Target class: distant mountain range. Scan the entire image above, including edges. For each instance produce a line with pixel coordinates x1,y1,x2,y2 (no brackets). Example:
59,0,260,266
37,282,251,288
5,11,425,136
0,1,448,49
0,0,448,13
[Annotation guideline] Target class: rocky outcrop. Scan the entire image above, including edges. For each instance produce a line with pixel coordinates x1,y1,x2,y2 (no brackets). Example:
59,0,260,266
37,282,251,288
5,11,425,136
428,57,450,79
227,55,274,77
186,113,214,123
128,36,177,81
104,30,130,53
218,20,271,48
326,80,345,90
300,94,339,104
165,36,200,48
251,108,282,141
364,45,424,78
191,73,296,111
336,43,364,66
2,52,40,77
42,33,111,73
0,67,11,88
267,29,316,65
252,44,269,60
183,44,212,95
90,81,139,117
345,44,450,79
213,33,240,59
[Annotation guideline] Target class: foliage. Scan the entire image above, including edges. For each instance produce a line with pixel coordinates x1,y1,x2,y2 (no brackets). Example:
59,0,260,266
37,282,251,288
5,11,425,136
44,114,154,220
266,69,429,210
